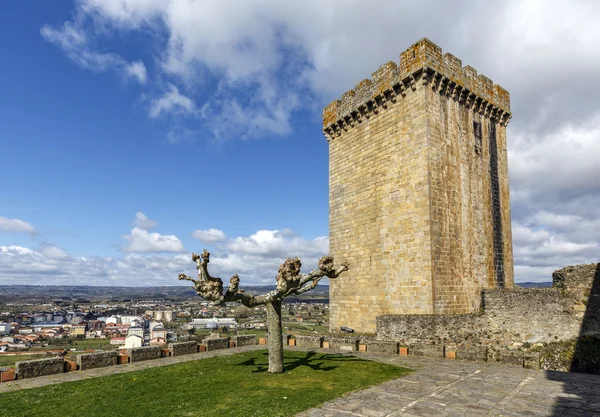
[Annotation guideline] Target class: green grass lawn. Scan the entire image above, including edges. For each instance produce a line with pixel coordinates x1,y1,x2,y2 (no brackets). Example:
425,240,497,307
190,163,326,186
0,355,41,367
0,350,410,417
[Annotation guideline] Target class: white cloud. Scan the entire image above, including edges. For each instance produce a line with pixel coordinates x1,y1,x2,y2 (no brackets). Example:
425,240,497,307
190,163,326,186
133,212,157,230
123,227,185,253
225,229,328,259
40,1,600,281
0,228,330,286
197,228,330,285
40,21,147,84
149,84,196,118
126,61,148,84
0,216,37,234
42,0,600,141
192,228,227,244
0,245,188,286
37,243,70,260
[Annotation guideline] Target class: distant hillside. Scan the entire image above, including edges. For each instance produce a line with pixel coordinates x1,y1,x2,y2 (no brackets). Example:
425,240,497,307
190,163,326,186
515,282,553,288
0,284,329,304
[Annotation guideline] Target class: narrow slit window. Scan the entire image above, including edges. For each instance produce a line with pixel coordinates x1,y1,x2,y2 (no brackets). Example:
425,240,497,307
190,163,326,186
473,121,482,155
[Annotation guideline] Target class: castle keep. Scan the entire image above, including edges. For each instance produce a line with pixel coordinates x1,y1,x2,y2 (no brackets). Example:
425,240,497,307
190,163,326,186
324,38,514,333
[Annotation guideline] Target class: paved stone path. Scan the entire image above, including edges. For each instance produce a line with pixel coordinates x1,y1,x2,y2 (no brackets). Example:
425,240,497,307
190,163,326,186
2,345,599,416
296,349,600,417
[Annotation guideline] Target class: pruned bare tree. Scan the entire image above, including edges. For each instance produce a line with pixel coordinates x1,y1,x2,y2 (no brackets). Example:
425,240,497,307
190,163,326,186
178,250,348,373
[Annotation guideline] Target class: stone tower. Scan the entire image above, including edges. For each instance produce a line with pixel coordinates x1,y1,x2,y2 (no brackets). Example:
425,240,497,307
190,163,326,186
324,38,514,333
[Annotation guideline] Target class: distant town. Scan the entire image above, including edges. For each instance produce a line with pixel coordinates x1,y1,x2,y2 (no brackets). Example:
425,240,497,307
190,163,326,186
0,285,329,367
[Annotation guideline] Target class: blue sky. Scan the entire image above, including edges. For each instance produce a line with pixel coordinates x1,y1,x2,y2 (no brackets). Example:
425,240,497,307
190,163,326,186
1,1,599,285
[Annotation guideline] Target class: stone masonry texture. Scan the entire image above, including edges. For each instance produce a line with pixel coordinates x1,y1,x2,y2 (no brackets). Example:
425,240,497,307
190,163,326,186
232,335,257,347
295,335,323,349
325,38,513,333
202,337,229,351
377,287,586,345
375,263,600,373
77,351,118,370
169,341,199,357
16,357,63,380
128,346,162,362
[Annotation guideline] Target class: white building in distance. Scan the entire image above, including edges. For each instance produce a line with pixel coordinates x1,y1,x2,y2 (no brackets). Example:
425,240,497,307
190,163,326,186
124,334,142,349
187,318,237,330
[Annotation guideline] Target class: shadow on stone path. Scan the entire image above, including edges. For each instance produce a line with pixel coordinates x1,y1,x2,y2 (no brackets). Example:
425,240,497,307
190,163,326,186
294,348,600,417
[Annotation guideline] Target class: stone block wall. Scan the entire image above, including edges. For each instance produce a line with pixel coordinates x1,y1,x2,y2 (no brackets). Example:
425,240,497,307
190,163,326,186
364,340,398,354
454,346,488,362
325,38,513,333
377,313,482,344
553,263,599,301
375,263,600,374
295,336,323,349
409,344,445,358
483,288,583,344
169,341,199,357
203,337,229,351
128,346,162,362
16,357,63,379
325,336,358,351
232,335,257,347
377,286,594,347
77,351,118,370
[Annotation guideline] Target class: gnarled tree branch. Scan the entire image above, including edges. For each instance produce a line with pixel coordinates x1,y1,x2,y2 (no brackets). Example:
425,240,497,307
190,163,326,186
178,250,348,306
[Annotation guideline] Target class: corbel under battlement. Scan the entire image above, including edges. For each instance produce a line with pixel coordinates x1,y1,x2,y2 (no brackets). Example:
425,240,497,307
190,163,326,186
323,38,512,140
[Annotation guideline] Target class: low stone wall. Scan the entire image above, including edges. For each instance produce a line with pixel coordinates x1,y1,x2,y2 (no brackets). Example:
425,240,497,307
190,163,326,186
376,289,585,347
128,346,162,362
325,336,358,351
377,264,600,347
553,263,599,302
455,346,488,362
295,336,323,349
16,357,63,380
77,351,118,370
374,263,600,374
364,340,398,354
169,341,198,357
232,335,256,347
409,344,445,358
203,337,229,351
377,314,481,345
484,288,583,344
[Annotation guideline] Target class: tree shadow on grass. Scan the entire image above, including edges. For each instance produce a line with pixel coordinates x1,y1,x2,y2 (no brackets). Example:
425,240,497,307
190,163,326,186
237,351,369,373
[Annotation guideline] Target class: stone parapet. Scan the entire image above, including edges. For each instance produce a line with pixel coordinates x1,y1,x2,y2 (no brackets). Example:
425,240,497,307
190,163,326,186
169,341,199,357
377,314,482,345
552,263,600,302
202,337,229,351
364,340,398,354
232,335,257,347
324,336,359,351
409,344,445,358
128,346,162,362
456,346,488,362
77,351,118,370
295,336,323,349
323,38,511,140
16,357,63,380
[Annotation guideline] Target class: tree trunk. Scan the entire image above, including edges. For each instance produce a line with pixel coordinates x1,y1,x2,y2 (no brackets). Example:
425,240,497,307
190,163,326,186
266,300,284,373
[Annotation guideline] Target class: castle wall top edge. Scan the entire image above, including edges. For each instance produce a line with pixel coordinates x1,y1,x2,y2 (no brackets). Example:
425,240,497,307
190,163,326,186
323,38,511,128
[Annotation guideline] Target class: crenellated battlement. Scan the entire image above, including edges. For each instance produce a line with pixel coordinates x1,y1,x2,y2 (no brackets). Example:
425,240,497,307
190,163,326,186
323,38,511,139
